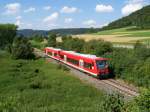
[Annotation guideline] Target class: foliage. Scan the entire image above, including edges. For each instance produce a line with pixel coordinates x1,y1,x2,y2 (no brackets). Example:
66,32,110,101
49,28,100,36
101,94,124,112
30,34,44,42
123,89,150,112
134,41,150,60
48,33,57,47
136,89,150,112
83,40,113,56
11,36,35,59
59,36,85,52
102,5,150,30
0,24,17,49
103,42,150,88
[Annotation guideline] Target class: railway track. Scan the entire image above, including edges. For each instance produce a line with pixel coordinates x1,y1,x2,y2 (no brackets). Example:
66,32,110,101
34,48,139,99
101,79,139,97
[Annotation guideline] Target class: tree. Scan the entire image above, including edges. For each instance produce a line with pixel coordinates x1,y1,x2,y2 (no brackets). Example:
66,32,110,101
61,36,85,52
12,36,34,59
84,40,113,56
0,24,17,49
48,33,57,47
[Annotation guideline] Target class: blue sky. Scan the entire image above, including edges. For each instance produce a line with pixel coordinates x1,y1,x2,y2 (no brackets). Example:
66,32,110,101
0,0,149,30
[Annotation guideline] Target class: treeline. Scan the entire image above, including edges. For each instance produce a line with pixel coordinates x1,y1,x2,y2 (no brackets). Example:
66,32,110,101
49,28,100,35
102,5,150,30
18,28,100,37
48,34,113,56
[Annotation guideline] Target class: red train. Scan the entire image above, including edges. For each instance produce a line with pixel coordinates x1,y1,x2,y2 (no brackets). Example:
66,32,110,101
44,47,110,78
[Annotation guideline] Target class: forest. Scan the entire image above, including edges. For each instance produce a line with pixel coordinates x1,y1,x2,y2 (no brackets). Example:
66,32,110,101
102,5,150,30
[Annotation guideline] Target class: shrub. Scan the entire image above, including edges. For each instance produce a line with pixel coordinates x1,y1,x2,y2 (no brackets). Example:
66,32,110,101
11,36,35,59
101,94,124,112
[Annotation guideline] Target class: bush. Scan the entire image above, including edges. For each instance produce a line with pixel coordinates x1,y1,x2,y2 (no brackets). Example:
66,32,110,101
136,89,150,112
102,94,124,112
60,36,85,52
11,36,35,59
84,40,113,56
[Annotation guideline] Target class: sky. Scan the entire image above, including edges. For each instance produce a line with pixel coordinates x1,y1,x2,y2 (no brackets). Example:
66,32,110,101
0,0,149,30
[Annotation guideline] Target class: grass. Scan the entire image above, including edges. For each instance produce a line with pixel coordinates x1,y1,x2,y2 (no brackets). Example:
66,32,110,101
95,27,150,37
0,51,108,112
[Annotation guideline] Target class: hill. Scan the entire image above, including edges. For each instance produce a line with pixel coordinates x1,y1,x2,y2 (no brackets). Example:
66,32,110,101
18,28,100,37
102,5,150,30
17,29,48,37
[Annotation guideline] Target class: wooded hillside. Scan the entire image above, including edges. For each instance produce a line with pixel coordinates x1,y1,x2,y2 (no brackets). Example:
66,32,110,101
102,5,150,30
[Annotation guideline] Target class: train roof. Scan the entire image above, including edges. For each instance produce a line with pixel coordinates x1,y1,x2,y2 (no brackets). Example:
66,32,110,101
63,51,107,60
46,47,61,51
46,47,108,60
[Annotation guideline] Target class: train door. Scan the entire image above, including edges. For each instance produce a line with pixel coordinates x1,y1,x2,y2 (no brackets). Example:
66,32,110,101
52,52,54,57
79,60,84,68
64,55,67,62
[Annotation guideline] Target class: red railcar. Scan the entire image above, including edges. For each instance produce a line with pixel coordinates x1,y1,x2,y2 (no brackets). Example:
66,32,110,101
44,47,110,78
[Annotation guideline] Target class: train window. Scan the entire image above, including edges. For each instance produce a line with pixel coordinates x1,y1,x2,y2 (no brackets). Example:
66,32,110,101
54,53,57,57
96,60,107,69
48,52,52,56
60,55,64,59
84,62,93,69
67,58,79,66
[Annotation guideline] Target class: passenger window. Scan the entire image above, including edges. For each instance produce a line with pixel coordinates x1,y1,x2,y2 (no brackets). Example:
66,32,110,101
60,55,64,59
48,52,52,56
84,62,93,69
54,53,57,57
67,57,79,66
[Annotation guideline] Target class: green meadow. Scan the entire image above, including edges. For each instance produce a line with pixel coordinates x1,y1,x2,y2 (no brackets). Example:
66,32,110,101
0,51,108,112
95,27,150,37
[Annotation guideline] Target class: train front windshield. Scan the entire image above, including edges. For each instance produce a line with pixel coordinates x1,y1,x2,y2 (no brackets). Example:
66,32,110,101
96,60,107,69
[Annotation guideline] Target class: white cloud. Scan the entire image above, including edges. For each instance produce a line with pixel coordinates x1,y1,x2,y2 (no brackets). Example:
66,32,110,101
122,0,144,15
122,4,142,15
61,6,78,13
15,15,22,27
43,12,59,23
83,20,96,27
15,19,21,26
127,0,144,4
43,6,51,11
16,16,22,20
4,3,21,15
24,7,35,13
65,18,73,23
96,4,114,13
100,23,109,28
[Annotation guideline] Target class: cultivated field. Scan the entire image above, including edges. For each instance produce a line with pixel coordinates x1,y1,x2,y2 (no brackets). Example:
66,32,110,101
73,34,150,43
73,27,150,44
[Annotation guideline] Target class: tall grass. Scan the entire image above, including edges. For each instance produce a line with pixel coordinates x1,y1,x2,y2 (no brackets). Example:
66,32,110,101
0,51,108,112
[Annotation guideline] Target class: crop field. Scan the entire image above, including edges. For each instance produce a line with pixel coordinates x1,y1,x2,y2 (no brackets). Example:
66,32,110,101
73,34,150,43
95,27,150,37
0,51,110,112
73,27,150,44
